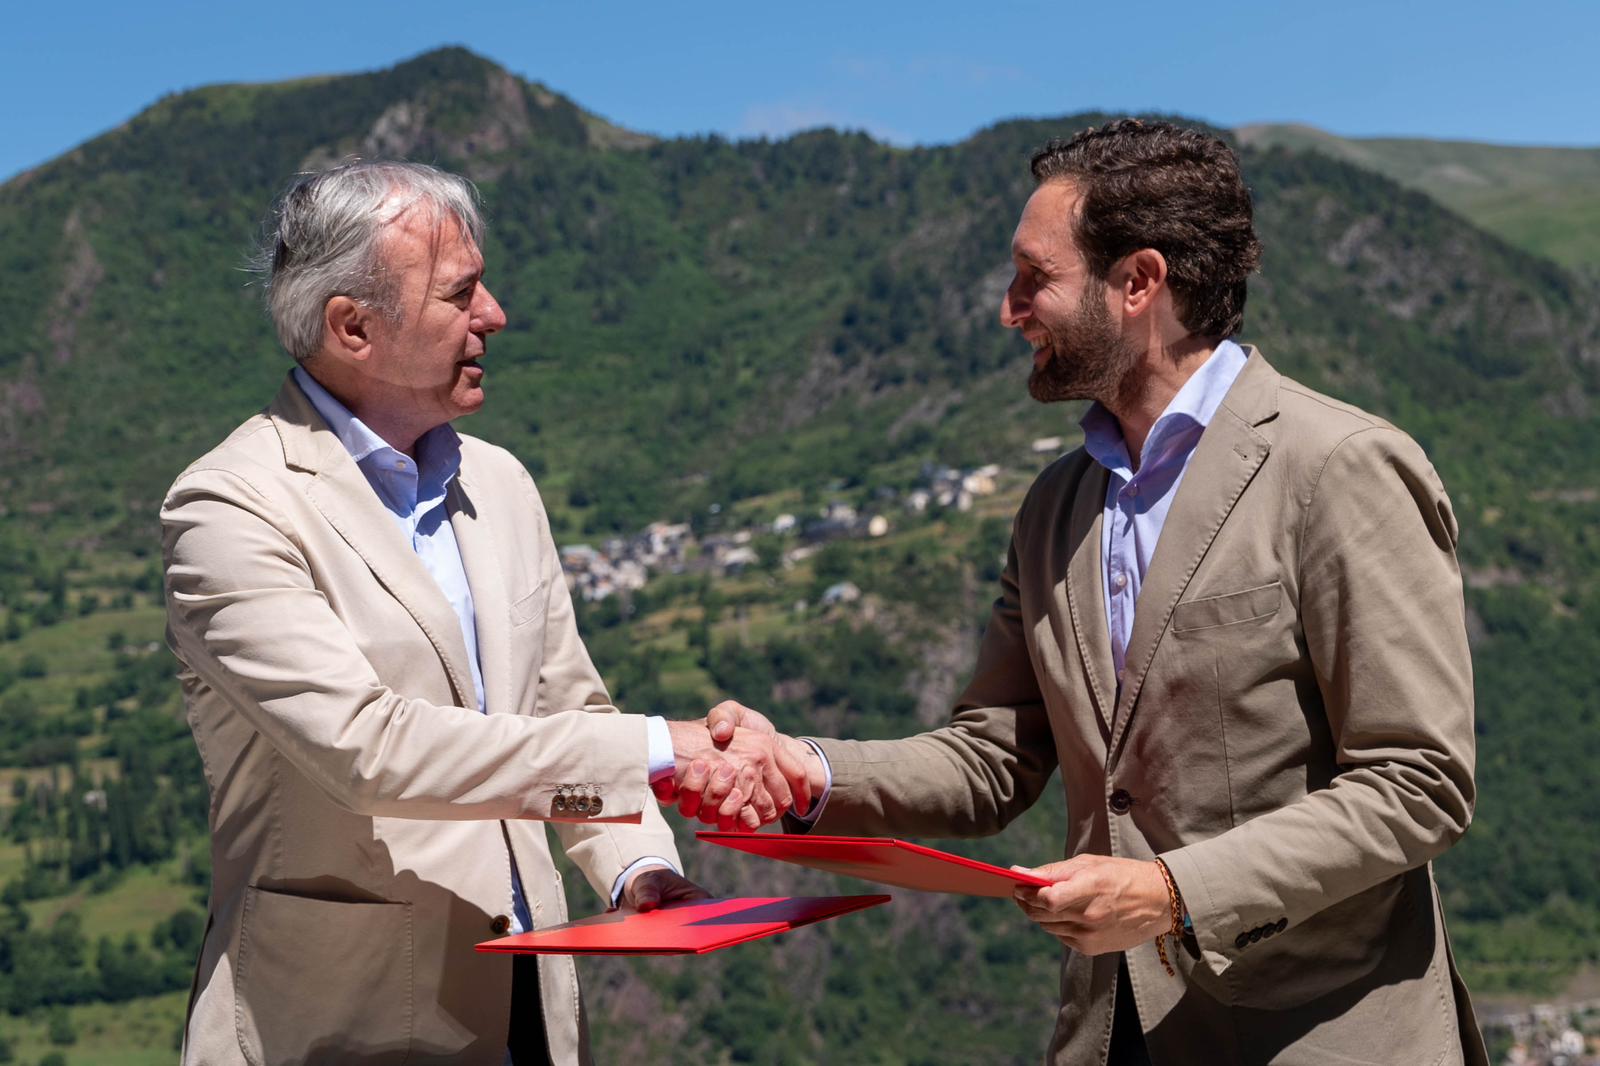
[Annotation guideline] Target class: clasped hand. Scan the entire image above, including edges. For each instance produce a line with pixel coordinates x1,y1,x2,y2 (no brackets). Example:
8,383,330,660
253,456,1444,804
657,702,819,832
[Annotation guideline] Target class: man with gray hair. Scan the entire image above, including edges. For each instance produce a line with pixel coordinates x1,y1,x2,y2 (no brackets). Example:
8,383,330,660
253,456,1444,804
161,160,805,1065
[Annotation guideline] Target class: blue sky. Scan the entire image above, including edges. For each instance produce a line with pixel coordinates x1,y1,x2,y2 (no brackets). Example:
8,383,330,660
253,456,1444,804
3,0,1593,181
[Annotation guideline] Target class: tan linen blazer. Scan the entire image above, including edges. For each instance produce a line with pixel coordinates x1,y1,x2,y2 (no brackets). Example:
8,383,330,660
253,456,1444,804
808,349,1487,1066
162,375,678,1065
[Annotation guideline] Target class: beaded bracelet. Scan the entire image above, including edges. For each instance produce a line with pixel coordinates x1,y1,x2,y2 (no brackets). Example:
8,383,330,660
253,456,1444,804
1152,858,1185,977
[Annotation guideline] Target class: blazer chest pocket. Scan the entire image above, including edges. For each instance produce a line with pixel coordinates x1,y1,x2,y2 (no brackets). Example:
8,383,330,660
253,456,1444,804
234,886,413,1065
510,582,548,628
1171,581,1282,633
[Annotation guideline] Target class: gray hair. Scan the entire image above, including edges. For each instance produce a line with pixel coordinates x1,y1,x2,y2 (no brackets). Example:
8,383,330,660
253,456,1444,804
256,160,486,363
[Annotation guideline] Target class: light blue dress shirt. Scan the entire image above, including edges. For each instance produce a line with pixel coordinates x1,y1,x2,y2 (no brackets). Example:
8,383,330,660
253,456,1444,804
1080,340,1248,684
292,369,676,928
797,340,1251,823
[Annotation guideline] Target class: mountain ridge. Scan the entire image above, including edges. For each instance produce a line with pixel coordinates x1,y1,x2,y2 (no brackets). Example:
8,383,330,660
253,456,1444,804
14,45,1596,276
1237,121,1600,269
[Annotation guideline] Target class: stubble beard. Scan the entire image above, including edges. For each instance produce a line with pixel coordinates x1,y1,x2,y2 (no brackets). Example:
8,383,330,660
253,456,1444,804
1026,287,1142,408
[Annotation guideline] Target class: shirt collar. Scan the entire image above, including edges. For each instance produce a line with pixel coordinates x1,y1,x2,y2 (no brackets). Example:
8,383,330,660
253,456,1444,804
292,366,463,487
1079,338,1249,474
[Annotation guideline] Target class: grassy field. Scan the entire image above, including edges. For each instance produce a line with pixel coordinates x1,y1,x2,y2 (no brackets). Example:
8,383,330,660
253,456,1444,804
0,604,166,677
0,837,27,885
1236,123,1600,271
3,991,188,1064
25,859,200,944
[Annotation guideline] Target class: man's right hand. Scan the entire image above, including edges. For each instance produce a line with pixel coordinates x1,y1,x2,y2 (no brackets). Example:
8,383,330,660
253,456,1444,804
706,701,824,818
658,702,818,831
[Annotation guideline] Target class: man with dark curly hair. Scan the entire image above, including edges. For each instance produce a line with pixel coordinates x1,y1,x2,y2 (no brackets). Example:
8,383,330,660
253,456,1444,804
713,120,1487,1065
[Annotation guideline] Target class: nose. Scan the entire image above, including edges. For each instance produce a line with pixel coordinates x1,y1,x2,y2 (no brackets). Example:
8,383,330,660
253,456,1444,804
474,284,507,335
999,273,1029,330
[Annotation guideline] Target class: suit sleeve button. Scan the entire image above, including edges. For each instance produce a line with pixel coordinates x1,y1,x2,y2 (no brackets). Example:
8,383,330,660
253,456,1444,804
1108,789,1132,814
490,914,512,935
1235,931,1251,950
1275,918,1287,933
1248,927,1263,942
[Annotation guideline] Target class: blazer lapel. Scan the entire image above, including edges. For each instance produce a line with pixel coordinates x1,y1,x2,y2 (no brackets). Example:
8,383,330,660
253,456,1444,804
1109,351,1279,762
448,466,514,717
1062,461,1119,738
268,375,479,710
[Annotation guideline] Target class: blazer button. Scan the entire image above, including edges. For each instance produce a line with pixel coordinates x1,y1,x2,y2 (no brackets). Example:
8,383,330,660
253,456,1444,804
1234,931,1250,950
1108,789,1132,814
490,914,512,936
1275,918,1287,934
1248,927,1263,943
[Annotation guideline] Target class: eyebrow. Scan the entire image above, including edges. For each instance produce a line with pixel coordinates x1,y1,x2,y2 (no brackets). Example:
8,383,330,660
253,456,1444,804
1012,242,1046,268
439,264,483,293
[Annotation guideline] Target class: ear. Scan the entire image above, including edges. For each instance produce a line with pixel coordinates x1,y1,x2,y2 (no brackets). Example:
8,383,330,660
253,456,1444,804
324,296,375,362
1119,248,1168,320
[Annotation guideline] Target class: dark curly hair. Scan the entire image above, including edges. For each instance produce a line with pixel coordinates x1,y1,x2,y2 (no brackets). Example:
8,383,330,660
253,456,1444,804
1030,119,1262,339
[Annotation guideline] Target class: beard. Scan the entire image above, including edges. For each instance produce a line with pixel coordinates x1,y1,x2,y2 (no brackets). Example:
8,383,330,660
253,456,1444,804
1026,287,1142,407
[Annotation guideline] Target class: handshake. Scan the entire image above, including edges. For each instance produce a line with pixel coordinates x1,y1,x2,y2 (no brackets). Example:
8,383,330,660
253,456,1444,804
659,702,825,831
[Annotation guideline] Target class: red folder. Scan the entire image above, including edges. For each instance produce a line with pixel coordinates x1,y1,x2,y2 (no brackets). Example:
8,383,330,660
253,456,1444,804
698,832,1052,898
474,895,889,956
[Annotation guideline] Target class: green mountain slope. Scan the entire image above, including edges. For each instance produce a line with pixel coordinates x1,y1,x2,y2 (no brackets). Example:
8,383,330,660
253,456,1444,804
1237,122,1600,271
2,47,1598,1059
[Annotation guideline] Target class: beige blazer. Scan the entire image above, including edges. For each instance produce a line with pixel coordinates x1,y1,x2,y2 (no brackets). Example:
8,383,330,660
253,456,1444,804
162,375,678,1065
809,349,1487,1066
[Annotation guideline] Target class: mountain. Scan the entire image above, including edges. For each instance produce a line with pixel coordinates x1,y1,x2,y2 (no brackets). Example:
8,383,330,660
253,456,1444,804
1,47,1598,1061
1237,122,1600,271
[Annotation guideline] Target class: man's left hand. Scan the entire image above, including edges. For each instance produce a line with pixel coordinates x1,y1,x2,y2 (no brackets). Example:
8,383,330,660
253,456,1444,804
620,866,713,913
1011,855,1173,955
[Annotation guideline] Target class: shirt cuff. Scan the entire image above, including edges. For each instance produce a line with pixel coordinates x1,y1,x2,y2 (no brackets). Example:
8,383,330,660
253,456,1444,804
788,739,834,824
645,715,675,784
609,855,681,907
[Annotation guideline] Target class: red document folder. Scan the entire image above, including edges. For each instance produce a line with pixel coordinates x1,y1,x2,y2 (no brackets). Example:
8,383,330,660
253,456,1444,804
474,895,890,956
699,832,1052,898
